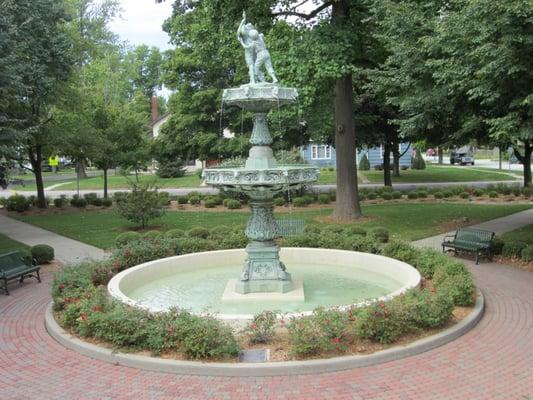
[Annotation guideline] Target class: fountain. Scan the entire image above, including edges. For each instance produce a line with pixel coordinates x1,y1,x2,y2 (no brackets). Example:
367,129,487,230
107,14,421,322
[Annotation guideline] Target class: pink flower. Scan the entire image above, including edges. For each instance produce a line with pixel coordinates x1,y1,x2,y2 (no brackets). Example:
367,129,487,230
80,313,87,321
250,323,257,330
59,284,65,291
378,302,386,308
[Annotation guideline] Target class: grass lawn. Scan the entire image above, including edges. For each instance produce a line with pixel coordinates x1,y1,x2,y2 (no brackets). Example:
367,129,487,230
12,173,203,192
359,165,517,184
0,233,29,254
12,203,531,249
501,224,533,245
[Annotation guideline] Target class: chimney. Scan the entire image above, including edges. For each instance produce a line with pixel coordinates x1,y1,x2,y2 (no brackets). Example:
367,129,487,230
151,95,159,122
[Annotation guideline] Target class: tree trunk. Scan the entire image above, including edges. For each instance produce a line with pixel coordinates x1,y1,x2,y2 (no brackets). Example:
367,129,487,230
331,1,361,220
438,147,444,164
76,159,87,179
514,141,532,187
28,145,47,209
103,167,108,198
498,147,502,170
392,138,400,177
383,142,392,186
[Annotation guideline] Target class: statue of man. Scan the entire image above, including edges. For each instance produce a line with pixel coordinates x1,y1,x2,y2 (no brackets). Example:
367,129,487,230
237,12,278,84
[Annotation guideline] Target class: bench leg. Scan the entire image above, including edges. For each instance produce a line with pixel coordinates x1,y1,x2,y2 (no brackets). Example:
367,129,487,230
3,279,9,296
36,270,41,283
19,275,24,283
475,252,479,265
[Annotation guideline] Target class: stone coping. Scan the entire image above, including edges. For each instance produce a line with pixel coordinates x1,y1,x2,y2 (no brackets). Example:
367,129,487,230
45,290,484,377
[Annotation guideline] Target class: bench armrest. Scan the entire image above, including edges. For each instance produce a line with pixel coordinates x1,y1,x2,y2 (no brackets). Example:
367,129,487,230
443,235,455,242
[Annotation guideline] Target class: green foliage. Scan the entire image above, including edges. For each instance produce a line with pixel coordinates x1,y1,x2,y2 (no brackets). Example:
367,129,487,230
115,182,166,228
164,228,185,239
502,241,527,258
243,311,277,344
51,263,93,311
156,160,186,178
70,196,87,208
318,193,331,204
142,230,161,241
382,241,419,265
411,150,426,170
359,154,370,171
188,196,201,205
414,249,446,279
489,236,505,255
488,191,498,198
407,191,418,200
392,191,402,199
53,196,68,208
6,195,30,212
521,245,533,262
274,197,286,206
31,244,54,264
115,231,142,247
225,199,242,209
188,227,210,239
369,227,389,243
433,191,444,199
88,262,115,287
109,237,179,272
355,301,406,344
177,196,188,204
399,289,454,329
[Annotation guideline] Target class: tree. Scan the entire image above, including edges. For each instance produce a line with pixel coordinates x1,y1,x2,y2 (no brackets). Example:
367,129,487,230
126,45,164,99
1,0,74,208
116,182,166,228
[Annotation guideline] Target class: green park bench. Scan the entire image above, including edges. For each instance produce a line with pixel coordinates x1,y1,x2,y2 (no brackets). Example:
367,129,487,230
441,227,495,264
0,251,40,295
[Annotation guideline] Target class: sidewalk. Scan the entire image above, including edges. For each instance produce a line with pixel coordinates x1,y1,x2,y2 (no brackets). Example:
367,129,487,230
0,214,105,264
413,208,533,249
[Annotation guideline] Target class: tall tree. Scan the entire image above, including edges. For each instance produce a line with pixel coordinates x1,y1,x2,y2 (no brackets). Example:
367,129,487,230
1,0,74,208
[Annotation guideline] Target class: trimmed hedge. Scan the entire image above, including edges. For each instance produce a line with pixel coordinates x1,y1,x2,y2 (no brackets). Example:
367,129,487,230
31,244,54,264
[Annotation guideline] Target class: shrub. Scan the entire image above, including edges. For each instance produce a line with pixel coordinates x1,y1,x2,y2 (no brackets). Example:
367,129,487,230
179,314,239,359
411,150,426,170
89,262,115,286
488,191,498,198
522,187,532,198
188,227,210,239
176,237,216,254
318,193,331,204
6,194,30,212
392,191,402,199
302,194,315,205
367,192,377,200
473,188,485,197
441,190,453,198
437,273,475,306
116,182,166,228
399,289,454,328
511,186,521,197
355,300,406,344
244,311,277,344
401,165,409,170
459,192,470,199
177,196,189,204
31,244,54,264
51,263,92,311
359,154,370,170
521,245,533,262
373,164,383,171
433,191,444,199
204,198,217,208
110,237,180,272
369,227,389,243
407,191,418,200
502,241,527,258
274,197,286,206
70,197,87,208
115,231,142,247
328,191,336,201
417,190,428,199
226,199,242,209
489,236,505,255
156,160,186,178
381,192,393,200
292,197,307,207
53,197,68,208
188,195,201,205
143,230,161,240
382,241,420,265
165,228,185,239
92,197,104,207
158,192,171,206
186,191,202,200
112,192,127,204
344,226,367,236
101,198,113,207
414,248,447,279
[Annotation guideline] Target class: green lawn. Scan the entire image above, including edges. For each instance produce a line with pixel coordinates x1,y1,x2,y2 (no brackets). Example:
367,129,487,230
360,165,517,184
12,173,203,191
0,233,29,254
12,203,531,250
501,224,533,245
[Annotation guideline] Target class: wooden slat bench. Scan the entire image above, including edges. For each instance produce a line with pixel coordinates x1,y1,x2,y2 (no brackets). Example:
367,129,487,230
0,251,40,295
442,227,495,264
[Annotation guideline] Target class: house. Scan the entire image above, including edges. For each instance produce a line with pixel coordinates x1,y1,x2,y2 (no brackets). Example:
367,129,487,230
300,143,412,168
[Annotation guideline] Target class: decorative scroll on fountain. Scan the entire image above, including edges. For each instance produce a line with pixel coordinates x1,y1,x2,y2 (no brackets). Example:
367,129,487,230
202,12,319,295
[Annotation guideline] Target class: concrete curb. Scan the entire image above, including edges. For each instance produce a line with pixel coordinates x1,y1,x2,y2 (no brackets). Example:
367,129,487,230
45,290,484,377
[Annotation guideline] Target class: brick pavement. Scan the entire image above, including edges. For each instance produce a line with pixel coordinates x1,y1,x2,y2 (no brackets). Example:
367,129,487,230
1,257,532,399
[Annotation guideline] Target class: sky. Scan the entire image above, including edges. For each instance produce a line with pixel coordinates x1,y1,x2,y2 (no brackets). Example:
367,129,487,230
108,0,174,50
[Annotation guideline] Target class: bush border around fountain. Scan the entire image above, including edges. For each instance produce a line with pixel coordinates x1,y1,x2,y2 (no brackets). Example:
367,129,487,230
45,290,484,376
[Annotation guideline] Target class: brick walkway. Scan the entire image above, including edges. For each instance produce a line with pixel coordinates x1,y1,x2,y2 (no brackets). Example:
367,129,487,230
1,258,532,399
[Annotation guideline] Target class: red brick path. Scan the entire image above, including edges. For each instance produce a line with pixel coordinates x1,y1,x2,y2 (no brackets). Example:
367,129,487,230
1,261,532,400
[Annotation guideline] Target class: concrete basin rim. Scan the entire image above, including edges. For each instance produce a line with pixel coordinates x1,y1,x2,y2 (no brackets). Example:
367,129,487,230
45,290,484,377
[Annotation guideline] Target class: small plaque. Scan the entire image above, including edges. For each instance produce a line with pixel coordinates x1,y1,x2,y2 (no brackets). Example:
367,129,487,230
239,349,269,363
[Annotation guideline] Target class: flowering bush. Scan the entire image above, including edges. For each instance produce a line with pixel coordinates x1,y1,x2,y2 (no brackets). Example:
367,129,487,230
110,237,179,272
244,311,277,344
355,301,406,344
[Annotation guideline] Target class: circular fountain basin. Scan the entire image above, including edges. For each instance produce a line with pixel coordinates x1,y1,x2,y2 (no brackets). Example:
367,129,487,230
108,248,421,322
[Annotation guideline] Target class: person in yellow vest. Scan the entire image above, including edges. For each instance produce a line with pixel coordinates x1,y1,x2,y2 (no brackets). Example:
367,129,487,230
48,155,59,174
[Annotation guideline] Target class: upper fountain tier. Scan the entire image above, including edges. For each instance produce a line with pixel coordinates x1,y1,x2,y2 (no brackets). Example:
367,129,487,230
222,83,298,112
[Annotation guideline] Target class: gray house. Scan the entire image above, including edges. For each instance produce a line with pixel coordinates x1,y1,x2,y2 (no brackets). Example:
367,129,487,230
300,143,412,168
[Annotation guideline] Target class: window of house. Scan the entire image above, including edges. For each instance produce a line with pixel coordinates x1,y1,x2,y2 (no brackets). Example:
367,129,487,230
311,145,331,160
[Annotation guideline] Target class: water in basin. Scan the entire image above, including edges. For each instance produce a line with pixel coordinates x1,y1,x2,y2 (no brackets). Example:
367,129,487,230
126,263,403,315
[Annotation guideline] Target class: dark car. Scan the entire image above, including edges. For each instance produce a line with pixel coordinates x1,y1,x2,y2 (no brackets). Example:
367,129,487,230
450,151,475,165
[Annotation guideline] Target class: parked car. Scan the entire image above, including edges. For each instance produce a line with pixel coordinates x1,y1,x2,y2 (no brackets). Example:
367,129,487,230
450,150,475,165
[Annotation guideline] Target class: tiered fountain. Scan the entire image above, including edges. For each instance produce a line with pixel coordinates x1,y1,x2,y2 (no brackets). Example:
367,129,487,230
108,15,420,322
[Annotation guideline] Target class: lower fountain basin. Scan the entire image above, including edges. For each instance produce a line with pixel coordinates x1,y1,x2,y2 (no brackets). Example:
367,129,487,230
108,248,421,322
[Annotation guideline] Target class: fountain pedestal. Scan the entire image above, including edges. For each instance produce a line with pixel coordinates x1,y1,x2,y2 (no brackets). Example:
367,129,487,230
202,83,319,295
